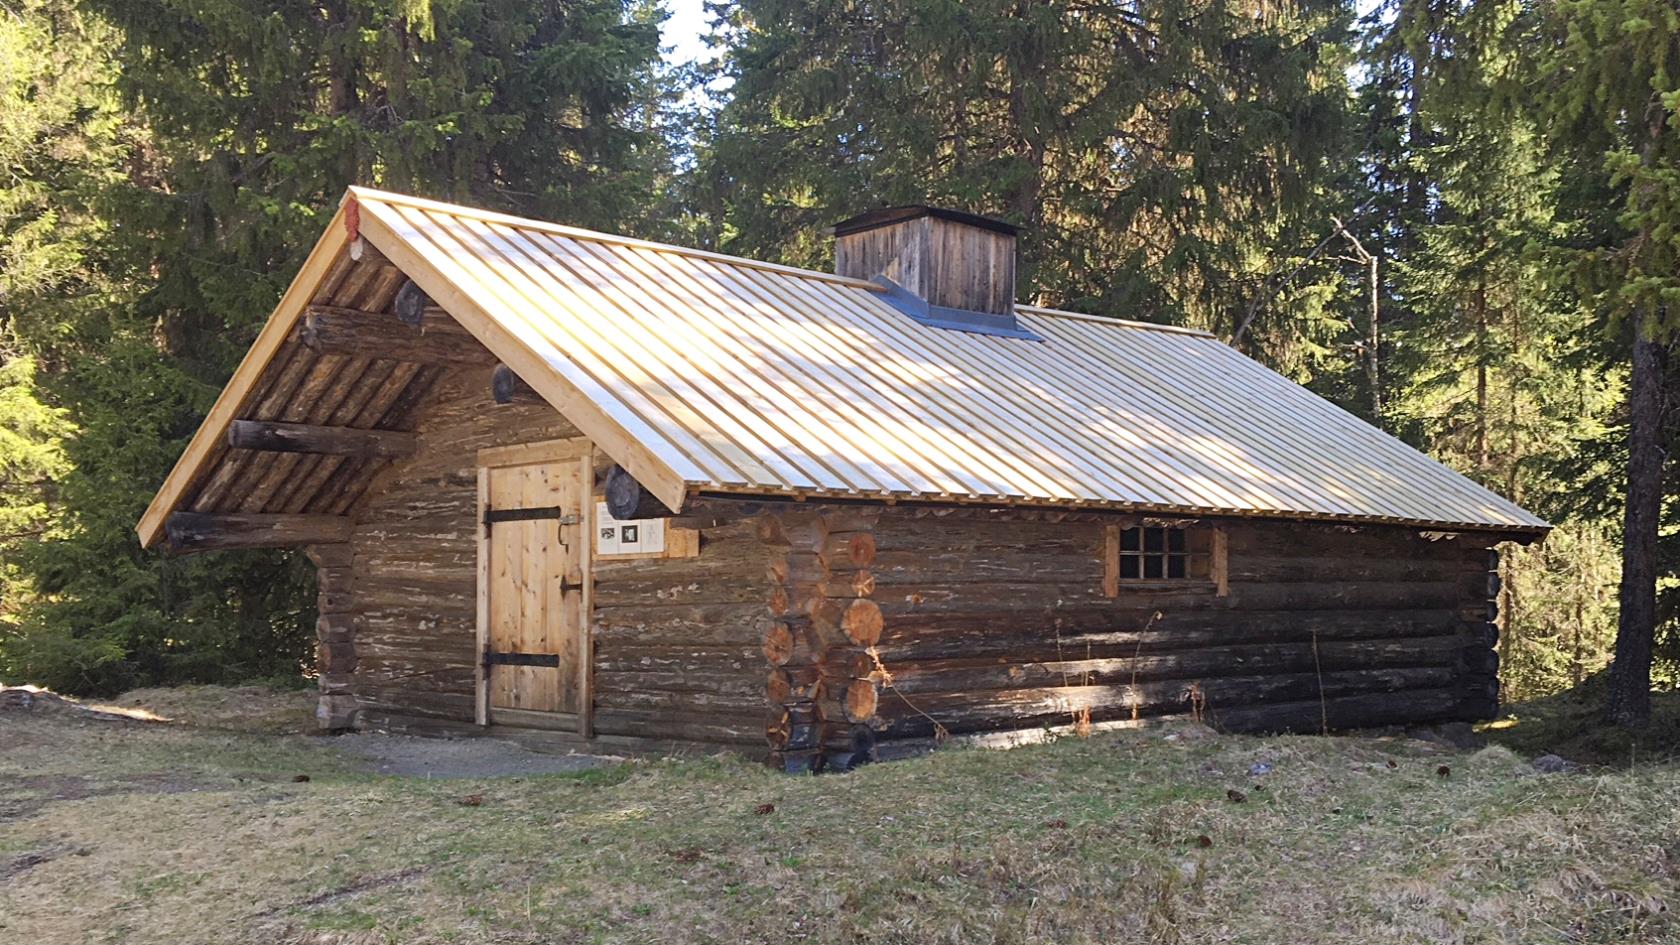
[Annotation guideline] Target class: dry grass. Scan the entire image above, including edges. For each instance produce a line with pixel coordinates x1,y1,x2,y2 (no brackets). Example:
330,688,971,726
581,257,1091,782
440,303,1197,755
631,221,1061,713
3,688,1679,944
1480,675,1680,767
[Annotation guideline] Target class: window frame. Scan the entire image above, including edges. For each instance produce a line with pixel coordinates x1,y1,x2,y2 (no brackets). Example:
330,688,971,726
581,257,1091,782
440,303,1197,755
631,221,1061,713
1102,523,1228,597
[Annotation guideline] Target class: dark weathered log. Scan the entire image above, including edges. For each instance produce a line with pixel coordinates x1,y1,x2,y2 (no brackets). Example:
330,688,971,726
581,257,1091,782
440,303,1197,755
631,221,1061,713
777,511,829,551
393,278,431,326
767,552,830,586
165,511,352,553
869,635,1464,697
227,419,416,459
820,724,877,772
766,702,819,751
870,668,1456,739
767,665,821,704
593,602,774,646
605,464,675,519
591,708,766,745
491,364,544,406
1209,689,1462,733
870,608,1464,663
298,306,494,366
769,749,823,774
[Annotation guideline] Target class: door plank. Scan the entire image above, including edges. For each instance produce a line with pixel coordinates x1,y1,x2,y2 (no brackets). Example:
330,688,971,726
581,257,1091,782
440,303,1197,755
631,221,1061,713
481,454,588,723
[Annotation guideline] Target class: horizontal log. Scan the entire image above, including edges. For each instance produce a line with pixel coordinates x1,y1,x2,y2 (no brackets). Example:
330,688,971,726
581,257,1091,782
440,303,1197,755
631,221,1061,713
869,635,1464,697
768,665,821,704
869,578,1468,618
873,608,1465,660
298,305,495,366
870,667,1455,738
164,511,352,553
227,419,416,459
1207,688,1462,733
864,548,1477,587
593,673,765,701
823,531,876,568
592,708,766,745
592,602,772,646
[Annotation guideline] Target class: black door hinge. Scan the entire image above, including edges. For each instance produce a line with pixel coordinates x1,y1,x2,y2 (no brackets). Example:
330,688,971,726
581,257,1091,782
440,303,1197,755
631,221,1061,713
483,648,562,669
484,506,579,527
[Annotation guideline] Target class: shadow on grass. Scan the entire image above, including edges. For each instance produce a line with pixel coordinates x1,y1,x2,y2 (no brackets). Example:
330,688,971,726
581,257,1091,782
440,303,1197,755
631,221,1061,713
1480,671,1680,767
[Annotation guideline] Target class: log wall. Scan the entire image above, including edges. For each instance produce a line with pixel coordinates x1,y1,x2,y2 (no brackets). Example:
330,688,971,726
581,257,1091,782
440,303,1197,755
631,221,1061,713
348,366,580,727
589,499,774,747
339,365,772,742
323,364,1504,759
760,505,1504,768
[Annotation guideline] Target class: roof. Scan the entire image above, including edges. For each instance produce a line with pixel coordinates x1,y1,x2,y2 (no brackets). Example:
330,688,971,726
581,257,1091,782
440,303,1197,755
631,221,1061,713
137,187,1548,548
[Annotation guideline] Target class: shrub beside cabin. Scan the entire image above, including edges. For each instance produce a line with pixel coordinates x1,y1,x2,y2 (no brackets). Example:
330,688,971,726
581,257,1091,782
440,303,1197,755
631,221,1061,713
138,190,1547,771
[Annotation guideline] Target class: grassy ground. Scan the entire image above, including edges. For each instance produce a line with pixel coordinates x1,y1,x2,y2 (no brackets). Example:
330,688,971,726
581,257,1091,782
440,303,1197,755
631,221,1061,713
1479,673,1680,767
3,686,1679,944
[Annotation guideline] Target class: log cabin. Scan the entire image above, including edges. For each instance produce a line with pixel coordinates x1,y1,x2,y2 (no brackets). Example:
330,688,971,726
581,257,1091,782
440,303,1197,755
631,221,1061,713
138,189,1548,771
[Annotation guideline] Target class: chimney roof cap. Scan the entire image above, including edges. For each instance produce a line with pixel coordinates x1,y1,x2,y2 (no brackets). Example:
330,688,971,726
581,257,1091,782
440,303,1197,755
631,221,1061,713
829,205,1018,239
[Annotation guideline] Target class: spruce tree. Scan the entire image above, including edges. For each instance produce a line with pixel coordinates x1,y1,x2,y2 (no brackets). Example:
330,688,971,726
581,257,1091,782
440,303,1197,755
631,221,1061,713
4,0,670,692
704,0,1356,365
1528,0,1680,725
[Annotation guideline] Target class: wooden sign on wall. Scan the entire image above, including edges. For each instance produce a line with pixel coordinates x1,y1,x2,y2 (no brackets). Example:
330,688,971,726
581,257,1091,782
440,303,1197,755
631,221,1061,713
594,502,699,560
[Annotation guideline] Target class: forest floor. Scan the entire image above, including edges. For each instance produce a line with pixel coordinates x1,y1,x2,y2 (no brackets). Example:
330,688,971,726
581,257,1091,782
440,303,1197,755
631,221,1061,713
2,684,1679,944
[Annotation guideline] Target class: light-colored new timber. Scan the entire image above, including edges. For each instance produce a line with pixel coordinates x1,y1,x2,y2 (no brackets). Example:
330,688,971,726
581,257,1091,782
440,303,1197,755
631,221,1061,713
477,437,592,468
480,456,586,719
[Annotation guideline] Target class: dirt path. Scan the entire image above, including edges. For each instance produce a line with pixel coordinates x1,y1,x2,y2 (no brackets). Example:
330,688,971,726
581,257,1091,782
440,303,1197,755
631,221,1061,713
328,732,618,778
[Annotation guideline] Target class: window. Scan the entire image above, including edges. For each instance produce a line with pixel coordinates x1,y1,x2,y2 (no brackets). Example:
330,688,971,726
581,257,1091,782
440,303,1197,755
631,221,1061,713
1103,524,1226,595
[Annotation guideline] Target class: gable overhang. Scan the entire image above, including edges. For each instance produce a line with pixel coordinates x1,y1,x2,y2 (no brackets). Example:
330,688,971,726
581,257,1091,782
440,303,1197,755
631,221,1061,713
349,190,690,513
136,204,353,549
136,190,691,550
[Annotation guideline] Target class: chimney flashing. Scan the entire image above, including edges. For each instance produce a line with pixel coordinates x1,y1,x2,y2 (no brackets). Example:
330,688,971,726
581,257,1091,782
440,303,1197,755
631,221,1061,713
871,276,1044,342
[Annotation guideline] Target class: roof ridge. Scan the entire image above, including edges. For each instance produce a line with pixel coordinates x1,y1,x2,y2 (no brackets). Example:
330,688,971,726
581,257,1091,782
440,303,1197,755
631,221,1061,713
1015,304,1219,339
345,187,885,292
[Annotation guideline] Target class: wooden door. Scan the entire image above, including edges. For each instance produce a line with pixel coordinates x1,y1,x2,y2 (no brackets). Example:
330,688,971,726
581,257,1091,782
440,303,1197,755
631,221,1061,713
476,446,591,728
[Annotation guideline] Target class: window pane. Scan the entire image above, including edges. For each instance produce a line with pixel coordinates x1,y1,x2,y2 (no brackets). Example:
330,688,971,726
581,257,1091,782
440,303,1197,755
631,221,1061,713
1143,528,1165,552
1120,527,1141,552
1167,555,1186,579
1168,529,1186,552
1120,555,1140,579
1143,555,1164,579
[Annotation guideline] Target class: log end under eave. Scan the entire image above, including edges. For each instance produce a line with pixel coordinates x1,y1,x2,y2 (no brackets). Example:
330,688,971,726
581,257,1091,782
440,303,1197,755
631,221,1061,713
605,464,677,519
162,512,353,555
491,363,545,406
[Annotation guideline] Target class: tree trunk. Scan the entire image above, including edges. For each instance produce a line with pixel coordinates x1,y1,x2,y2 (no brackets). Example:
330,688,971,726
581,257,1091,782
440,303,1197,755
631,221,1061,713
1475,277,1489,473
1366,253,1381,422
1607,323,1667,727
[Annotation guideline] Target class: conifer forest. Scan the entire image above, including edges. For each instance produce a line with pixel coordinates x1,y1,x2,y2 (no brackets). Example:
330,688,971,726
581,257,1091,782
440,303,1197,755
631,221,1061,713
2,0,1676,728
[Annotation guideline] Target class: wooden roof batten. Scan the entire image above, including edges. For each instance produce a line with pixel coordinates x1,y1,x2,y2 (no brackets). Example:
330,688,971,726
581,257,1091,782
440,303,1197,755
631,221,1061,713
138,187,1552,552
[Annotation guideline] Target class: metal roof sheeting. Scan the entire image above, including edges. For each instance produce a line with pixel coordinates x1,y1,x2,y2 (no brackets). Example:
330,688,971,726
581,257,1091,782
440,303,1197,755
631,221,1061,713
353,189,1547,533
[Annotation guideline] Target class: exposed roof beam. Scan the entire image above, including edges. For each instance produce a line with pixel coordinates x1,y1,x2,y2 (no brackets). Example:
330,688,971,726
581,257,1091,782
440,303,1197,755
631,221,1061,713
226,419,416,458
297,305,497,367
163,512,353,554
135,201,354,550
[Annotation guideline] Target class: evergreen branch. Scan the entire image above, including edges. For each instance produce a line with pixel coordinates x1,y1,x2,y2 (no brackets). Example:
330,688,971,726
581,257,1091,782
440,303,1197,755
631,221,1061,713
1231,196,1377,344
